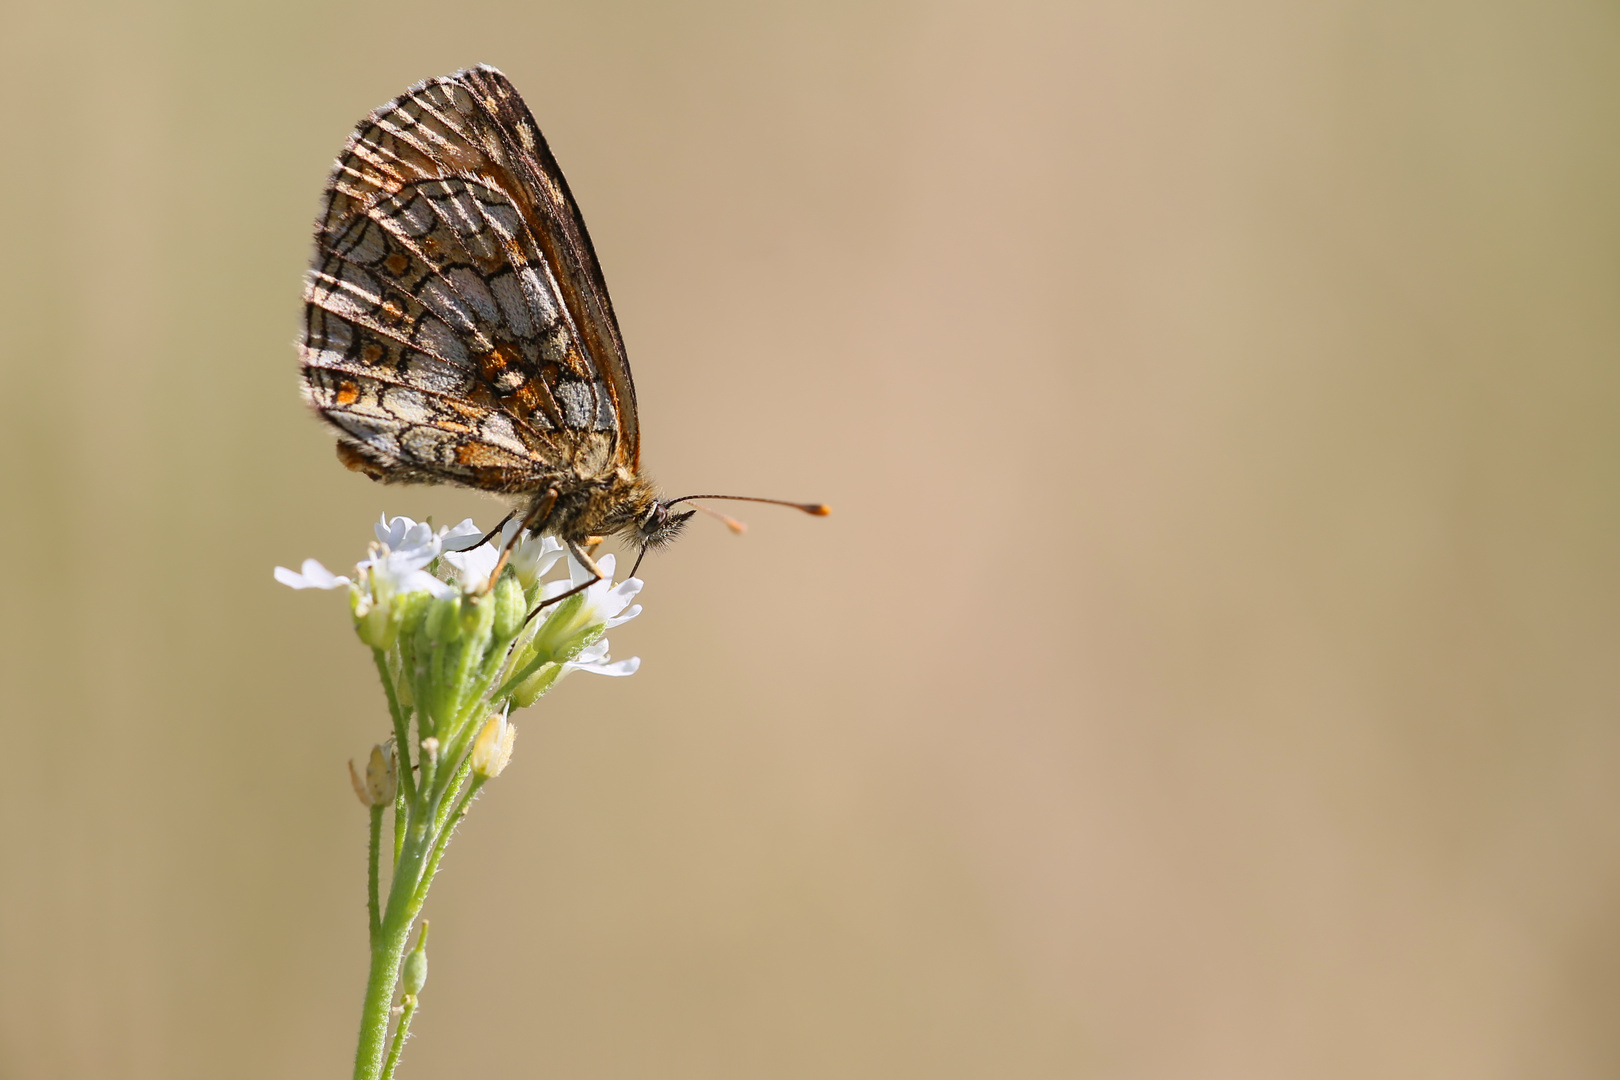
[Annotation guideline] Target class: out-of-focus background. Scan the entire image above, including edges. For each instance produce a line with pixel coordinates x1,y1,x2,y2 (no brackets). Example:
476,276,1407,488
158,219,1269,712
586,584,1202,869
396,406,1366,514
2,1,1618,1076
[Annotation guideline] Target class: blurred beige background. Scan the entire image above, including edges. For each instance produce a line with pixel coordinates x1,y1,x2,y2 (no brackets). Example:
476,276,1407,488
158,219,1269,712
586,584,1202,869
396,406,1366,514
2,1,1618,1077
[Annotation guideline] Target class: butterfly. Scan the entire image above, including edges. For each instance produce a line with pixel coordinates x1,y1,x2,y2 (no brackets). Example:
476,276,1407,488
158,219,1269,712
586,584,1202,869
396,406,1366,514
299,65,825,602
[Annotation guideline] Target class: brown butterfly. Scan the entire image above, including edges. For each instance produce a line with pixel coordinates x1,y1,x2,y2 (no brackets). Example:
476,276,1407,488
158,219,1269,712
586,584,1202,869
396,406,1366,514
300,65,825,602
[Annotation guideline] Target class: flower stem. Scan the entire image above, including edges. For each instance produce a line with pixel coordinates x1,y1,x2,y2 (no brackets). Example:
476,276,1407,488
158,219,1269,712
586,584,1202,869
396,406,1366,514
372,648,416,803
392,791,406,868
352,808,433,1080
379,994,418,1080
367,804,383,944
417,778,485,906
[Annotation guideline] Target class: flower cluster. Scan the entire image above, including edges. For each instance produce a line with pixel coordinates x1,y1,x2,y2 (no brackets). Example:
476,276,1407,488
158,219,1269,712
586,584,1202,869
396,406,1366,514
277,514,648,1080
276,514,642,783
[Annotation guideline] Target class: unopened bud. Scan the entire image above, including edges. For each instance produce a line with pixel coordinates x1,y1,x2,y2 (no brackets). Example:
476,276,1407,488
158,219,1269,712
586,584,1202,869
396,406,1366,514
424,595,464,643
491,570,527,640
510,662,561,709
470,711,517,778
354,601,396,650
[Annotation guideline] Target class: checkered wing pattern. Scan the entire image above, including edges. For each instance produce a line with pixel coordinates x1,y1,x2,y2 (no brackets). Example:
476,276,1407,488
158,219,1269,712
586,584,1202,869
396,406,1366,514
300,65,639,493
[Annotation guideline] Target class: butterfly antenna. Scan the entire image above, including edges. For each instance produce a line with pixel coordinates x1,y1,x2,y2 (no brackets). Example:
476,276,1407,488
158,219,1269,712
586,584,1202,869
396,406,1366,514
665,495,831,516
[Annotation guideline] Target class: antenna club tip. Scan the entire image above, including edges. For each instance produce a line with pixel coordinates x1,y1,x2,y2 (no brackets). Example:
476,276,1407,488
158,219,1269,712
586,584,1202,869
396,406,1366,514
808,503,831,516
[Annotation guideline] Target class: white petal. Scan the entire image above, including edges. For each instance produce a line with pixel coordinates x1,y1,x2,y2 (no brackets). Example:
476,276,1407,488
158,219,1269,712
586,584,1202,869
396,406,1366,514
441,518,486,551
601,579,642,616
384,545,438,574
603,604,641,630
539,577,577,602
444,545,501,588
274,559,351,590
573,656,640,677
376,515,418,548
394,569,458,598
513,542,565,584
573,639,610,662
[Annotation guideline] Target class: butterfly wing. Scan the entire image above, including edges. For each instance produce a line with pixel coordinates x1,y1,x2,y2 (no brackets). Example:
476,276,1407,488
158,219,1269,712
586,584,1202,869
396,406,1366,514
456,65,640,467
300,65,640,492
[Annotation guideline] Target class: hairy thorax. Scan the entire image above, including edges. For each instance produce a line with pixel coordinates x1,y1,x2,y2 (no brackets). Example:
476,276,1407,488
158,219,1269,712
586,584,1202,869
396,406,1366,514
518,466,660,545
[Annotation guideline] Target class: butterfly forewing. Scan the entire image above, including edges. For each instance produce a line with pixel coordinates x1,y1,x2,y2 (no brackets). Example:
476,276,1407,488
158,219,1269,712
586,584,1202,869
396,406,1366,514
300,66,638,496
457,65,641,466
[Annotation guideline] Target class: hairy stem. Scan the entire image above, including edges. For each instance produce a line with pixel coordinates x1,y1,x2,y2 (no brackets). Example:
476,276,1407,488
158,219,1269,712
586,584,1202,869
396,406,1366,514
353,806,432,1080
379,994,418,1080
367,804,383,944
372,649,416,804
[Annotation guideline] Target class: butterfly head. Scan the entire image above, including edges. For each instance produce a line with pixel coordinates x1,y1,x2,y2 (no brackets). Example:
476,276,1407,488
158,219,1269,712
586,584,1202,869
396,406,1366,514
633,500,698,552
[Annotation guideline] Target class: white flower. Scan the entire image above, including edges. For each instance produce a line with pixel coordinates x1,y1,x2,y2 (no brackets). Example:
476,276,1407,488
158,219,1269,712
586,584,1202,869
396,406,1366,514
560,638,640,678
274,559,351,590
357,540,456,604
373,515,442,561
277,515,451,600
277,514,462,649
278,513,644,686
439,517,487,553
441,520,566,592
441,543,502,592
537,551,644,640
508,532,566,589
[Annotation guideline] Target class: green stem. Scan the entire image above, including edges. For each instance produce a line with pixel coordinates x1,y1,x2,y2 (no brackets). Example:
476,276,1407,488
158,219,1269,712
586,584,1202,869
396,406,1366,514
379,995,417,1080
367,805,383,944
431,754,475,837
434,644,514,800
417,778,485,905
353,773,485,1080
353,809,432,1080
392,790,406,869
372,649,416,804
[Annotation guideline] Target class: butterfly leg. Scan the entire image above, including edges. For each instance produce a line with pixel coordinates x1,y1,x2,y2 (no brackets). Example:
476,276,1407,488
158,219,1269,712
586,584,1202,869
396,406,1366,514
472,510,517,550
482,488,558,593
520,538,608,627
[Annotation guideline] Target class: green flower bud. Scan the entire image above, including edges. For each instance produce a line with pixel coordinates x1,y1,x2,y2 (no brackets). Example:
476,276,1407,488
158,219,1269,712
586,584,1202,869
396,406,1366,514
423,595,464,643
459,588,496,642
403,921,430,998
510,662,562,708
392,590,433,645
491,570,527,640
353,599,396,650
